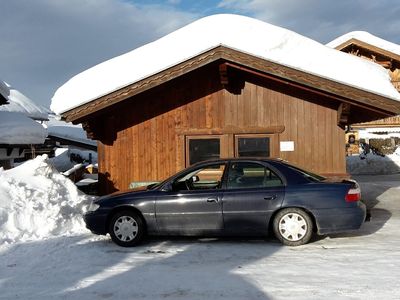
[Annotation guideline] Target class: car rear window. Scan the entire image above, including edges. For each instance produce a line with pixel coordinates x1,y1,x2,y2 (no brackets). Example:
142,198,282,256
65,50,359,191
281,163,326,182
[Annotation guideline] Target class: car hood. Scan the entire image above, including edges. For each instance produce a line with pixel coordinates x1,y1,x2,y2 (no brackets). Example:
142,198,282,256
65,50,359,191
96,187,152,204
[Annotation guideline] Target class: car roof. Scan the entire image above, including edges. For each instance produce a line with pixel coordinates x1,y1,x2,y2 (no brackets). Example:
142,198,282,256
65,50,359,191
191,157,285,167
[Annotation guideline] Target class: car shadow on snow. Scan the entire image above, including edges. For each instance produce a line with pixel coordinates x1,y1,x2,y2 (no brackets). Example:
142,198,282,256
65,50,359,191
0,234,282,300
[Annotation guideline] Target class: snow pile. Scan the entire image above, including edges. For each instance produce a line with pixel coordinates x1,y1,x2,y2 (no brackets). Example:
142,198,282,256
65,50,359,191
0,155,91,245
51,14,400,114
0,111,47,144
0,80,48,120
347,152,400,174
327,31,400,56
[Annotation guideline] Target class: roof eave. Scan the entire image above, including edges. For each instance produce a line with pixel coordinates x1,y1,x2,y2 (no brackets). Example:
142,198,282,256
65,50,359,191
60,45,400,123
332,38,400,63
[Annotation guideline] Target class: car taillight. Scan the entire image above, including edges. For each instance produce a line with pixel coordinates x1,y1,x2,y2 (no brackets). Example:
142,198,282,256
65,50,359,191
345,187,361,202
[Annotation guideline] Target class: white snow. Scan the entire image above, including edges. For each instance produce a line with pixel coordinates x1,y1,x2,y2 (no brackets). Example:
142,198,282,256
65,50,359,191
0,173,400,299
0,155,90,245
327,31,400,57
0,111,47,145
46,114,97,146
0,80,48,120
51,14,400,115
50,147,98,173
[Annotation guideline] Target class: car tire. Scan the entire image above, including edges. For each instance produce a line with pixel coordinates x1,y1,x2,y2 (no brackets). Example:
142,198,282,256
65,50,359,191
109,210,145,247
273,208,313,246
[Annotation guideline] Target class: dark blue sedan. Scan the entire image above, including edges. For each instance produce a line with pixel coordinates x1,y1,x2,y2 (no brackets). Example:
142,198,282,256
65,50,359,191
84,158,366,247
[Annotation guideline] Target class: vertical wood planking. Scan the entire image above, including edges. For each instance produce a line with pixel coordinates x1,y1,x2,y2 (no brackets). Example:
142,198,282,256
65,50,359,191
97,65,349,193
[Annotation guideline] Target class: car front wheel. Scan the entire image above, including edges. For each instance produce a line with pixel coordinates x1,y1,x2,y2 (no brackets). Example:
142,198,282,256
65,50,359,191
109,210,145,247
273,208,313,246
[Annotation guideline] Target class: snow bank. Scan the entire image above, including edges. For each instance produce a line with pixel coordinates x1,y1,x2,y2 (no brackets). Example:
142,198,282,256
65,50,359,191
0,155,91,245
51,14,400,115
0,111,47,144
0,80,48,120
327,31,400,56
347,152,400,175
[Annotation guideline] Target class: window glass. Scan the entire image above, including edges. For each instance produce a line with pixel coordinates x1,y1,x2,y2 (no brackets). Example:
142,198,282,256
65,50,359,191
189,138,220,165
237,137,270,157
173,164,226,191
227,162,283,189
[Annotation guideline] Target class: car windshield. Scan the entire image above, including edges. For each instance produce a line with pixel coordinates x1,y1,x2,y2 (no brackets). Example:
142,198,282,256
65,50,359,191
281,162,326,182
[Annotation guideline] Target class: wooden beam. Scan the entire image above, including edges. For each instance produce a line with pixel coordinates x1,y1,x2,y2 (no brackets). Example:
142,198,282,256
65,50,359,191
337,102,351,126
176,125,285,135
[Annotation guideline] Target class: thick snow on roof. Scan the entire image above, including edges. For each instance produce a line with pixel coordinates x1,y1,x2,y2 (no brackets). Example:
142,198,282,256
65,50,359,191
46,115,97,146
0,111,47,145
0,80,9,101
327,31,400,57
0,80,48,120
51,14,400,115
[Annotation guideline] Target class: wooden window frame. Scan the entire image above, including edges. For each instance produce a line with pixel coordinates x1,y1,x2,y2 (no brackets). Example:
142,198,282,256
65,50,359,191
234,134,279,158
185,135,229,167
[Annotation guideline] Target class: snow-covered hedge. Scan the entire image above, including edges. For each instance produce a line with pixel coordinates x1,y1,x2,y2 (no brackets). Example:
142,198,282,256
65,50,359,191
347,151,400,175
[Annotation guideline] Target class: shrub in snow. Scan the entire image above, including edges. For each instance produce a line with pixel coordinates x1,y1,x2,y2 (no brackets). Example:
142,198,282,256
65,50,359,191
347,152,400,175
0,155,91,245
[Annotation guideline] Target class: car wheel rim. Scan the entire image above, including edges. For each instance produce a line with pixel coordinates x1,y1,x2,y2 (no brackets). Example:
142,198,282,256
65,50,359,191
278,213,307,242
113,216,138,242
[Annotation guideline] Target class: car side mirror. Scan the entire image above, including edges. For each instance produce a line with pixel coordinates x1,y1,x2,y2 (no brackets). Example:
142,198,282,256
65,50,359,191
162,182,173,192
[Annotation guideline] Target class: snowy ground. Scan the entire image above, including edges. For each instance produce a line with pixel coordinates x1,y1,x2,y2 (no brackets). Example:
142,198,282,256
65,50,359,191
1,174,400,299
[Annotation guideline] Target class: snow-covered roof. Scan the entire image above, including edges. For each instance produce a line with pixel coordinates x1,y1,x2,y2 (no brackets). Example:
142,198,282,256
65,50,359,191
0,80,48,120
0,111,47,145
327,31,400,58
0,80,9,102
45,115,97,146
51,14,400,115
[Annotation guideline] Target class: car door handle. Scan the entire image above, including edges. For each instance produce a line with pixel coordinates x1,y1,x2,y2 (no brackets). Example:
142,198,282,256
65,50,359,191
207,197,218,203
264,195,277,201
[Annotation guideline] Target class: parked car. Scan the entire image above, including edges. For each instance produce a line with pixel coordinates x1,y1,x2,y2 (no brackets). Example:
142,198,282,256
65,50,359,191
84,158,365,247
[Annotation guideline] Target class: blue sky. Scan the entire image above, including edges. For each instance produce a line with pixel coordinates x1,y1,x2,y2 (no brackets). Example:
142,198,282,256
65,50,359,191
1,0,399,108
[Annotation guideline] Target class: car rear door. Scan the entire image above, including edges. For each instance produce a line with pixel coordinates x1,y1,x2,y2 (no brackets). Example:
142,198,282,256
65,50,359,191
221,161,285,233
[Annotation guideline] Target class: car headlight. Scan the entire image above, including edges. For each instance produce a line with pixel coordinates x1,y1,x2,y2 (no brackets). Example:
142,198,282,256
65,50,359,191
87,202,100,212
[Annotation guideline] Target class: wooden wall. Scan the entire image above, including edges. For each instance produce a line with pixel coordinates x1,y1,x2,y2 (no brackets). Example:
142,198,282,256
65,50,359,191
95,62,345,194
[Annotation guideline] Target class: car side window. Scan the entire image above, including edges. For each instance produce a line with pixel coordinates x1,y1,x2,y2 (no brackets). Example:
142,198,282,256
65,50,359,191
227,162,283,189
172,164,226,191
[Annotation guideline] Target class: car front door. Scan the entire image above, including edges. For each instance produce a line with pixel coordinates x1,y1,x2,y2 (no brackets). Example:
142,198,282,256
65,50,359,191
155,163,226,234
222,161,285,233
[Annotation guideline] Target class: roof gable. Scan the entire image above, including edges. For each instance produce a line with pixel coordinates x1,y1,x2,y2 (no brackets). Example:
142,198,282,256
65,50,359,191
51,14,400,121
327,31,400,62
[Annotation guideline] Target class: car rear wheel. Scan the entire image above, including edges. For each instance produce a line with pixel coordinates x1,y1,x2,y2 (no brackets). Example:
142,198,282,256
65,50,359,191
273,208,313,246
109,211,144,247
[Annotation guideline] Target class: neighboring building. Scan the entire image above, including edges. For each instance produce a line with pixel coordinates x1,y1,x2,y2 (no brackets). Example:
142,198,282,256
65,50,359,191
46,114,97,152
0,80,47,168
51,15,400,194
327,32,400,142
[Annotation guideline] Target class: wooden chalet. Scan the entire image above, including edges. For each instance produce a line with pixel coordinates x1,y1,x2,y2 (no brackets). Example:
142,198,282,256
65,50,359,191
329,32,400,129
58,42,400,194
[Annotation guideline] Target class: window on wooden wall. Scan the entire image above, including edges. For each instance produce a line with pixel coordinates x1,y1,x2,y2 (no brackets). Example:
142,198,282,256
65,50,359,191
186,136,222,166
185,133,278,166
235,134,276,157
